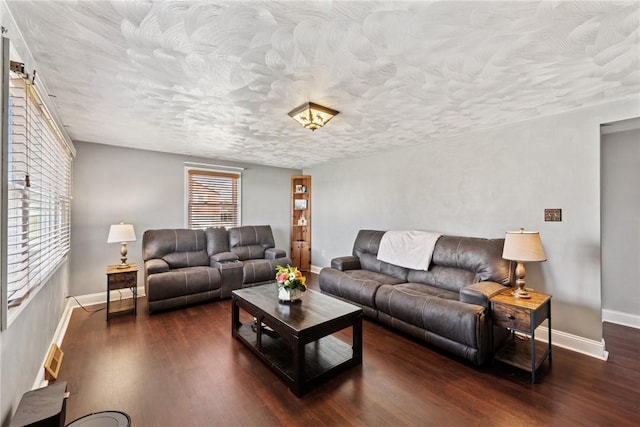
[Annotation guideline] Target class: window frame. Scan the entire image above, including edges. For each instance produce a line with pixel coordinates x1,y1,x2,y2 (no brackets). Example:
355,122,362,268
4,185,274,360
184,165,242,230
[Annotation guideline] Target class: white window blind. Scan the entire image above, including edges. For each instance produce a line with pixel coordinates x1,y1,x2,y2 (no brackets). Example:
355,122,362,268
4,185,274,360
6,75,72,307
187,169,240,229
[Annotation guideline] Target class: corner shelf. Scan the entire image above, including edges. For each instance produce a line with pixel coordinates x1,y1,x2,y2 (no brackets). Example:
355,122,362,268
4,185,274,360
291,175,311,271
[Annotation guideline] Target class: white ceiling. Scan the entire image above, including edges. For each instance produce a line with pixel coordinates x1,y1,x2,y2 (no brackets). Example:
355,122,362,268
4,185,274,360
5,1,640,169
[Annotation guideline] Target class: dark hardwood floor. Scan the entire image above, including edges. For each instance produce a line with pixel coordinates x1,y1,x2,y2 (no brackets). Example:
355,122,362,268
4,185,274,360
57,274,639,426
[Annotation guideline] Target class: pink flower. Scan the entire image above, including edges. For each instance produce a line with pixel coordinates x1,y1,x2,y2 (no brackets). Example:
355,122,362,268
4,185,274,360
277,273,288,283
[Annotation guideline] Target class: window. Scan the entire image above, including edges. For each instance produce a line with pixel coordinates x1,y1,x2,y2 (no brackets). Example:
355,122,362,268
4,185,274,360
4,72,73,309
186,168,240,229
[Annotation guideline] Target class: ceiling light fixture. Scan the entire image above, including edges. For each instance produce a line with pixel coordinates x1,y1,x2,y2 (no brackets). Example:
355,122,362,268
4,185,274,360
288,102,339,131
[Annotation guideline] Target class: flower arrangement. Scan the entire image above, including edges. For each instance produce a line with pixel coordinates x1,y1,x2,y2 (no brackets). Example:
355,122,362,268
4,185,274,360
275,264,307,292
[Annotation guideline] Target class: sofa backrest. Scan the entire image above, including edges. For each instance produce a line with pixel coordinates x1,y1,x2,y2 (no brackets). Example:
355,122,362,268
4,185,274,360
352,230,409,282
228,225,276,261
352,230,513,292
142,229,209,268
205,227,230,255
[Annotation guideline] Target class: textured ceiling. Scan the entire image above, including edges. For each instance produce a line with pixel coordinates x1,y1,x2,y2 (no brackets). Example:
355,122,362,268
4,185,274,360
5,1,640,168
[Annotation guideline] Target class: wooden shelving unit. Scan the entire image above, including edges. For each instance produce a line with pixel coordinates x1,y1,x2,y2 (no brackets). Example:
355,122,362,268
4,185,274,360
291,175,311,271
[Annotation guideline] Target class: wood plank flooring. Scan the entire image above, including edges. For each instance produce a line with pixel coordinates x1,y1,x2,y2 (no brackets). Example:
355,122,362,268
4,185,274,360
57,274,640,426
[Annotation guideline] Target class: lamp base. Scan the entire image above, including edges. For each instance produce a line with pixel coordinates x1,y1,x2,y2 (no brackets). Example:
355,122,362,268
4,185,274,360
512,288,531,299
116,263,131,269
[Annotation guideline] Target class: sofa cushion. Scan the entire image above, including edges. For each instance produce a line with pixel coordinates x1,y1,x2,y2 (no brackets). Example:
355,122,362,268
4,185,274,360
228,225,275,260
146,266,221,302
143,229,207,260
431,235,512,285
242,258,288,284
406,266,476,293
162,250,209,268
319,268,405,309
375,283,484,348
233,245,266,261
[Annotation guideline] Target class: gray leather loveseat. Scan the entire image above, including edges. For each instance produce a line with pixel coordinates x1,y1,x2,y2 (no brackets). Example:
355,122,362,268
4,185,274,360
319,230,514,365
143,225,291,312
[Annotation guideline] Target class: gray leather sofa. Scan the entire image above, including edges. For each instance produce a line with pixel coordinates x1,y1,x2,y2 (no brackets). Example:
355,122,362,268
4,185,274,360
319,230,514,365
143,225,291,312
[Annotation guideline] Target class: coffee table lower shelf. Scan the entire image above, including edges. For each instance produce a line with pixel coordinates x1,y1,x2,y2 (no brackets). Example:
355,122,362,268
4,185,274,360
234,323,358,396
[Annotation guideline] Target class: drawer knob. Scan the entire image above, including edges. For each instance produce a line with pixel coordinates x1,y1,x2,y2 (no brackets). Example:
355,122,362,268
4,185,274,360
507,315,515,320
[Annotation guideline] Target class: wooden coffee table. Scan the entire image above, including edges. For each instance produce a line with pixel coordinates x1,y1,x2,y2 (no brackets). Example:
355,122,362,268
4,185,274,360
231,284,363,397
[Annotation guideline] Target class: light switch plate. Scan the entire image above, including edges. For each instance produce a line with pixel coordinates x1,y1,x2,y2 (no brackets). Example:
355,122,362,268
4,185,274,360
545,209,562,222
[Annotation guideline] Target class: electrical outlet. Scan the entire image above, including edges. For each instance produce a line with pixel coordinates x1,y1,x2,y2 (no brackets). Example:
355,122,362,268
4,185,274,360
545,209,562,222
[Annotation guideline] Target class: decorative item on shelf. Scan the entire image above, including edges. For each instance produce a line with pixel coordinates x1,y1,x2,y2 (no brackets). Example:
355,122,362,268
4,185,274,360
288,101,339,131
107,223,136,268
298,213,307,226
294,199,307,210
502,228,547,299
275,264,307,303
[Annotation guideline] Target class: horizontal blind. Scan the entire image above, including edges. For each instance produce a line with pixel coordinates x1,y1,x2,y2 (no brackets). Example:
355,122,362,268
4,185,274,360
187,169,240,229
6,76,72,306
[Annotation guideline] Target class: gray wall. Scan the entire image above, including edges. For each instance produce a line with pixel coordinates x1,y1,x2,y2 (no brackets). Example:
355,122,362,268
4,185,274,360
70,141,298,297
601,127,640,318
0,263,69,426
306,97,640,343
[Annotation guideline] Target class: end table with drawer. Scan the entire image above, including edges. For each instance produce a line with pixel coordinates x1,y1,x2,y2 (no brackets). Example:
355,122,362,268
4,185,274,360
106,264,138,321
490,288,551,383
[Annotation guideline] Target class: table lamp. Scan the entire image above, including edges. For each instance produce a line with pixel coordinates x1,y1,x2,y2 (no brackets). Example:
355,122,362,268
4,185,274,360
107,223,136,268
502,228,546,299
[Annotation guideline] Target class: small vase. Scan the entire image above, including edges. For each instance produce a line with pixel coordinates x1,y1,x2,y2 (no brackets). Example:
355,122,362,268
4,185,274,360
278,287,302,303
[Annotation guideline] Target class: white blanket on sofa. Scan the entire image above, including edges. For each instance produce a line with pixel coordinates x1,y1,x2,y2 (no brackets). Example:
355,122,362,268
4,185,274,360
377,230,442,271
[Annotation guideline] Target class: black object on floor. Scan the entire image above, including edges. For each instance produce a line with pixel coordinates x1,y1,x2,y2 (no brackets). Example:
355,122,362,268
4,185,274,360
10,381,67,427
65,411,130,427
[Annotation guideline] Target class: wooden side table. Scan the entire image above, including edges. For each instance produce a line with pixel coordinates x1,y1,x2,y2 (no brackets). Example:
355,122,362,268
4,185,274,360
106,264,138,321
490,289,551,383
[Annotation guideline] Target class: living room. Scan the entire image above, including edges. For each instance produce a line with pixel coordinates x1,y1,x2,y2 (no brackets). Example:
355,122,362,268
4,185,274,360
1,1,639,426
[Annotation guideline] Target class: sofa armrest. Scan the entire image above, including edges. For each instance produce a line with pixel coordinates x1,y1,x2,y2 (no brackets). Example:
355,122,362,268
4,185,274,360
331,256,361,271
145,259,169,275
264,248,287,260
460,281,509,309
210,251,239,263
212,260,244,298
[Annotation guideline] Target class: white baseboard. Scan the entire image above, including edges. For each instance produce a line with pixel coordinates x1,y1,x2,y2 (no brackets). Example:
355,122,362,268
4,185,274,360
33,298,76,390
602,309,640,329
69,286,146,308
310,264,322,274
534,326,608,361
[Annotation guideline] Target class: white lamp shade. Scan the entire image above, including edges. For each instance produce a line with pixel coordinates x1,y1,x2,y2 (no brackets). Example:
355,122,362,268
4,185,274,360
107,223,136,243
502,229,546,262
